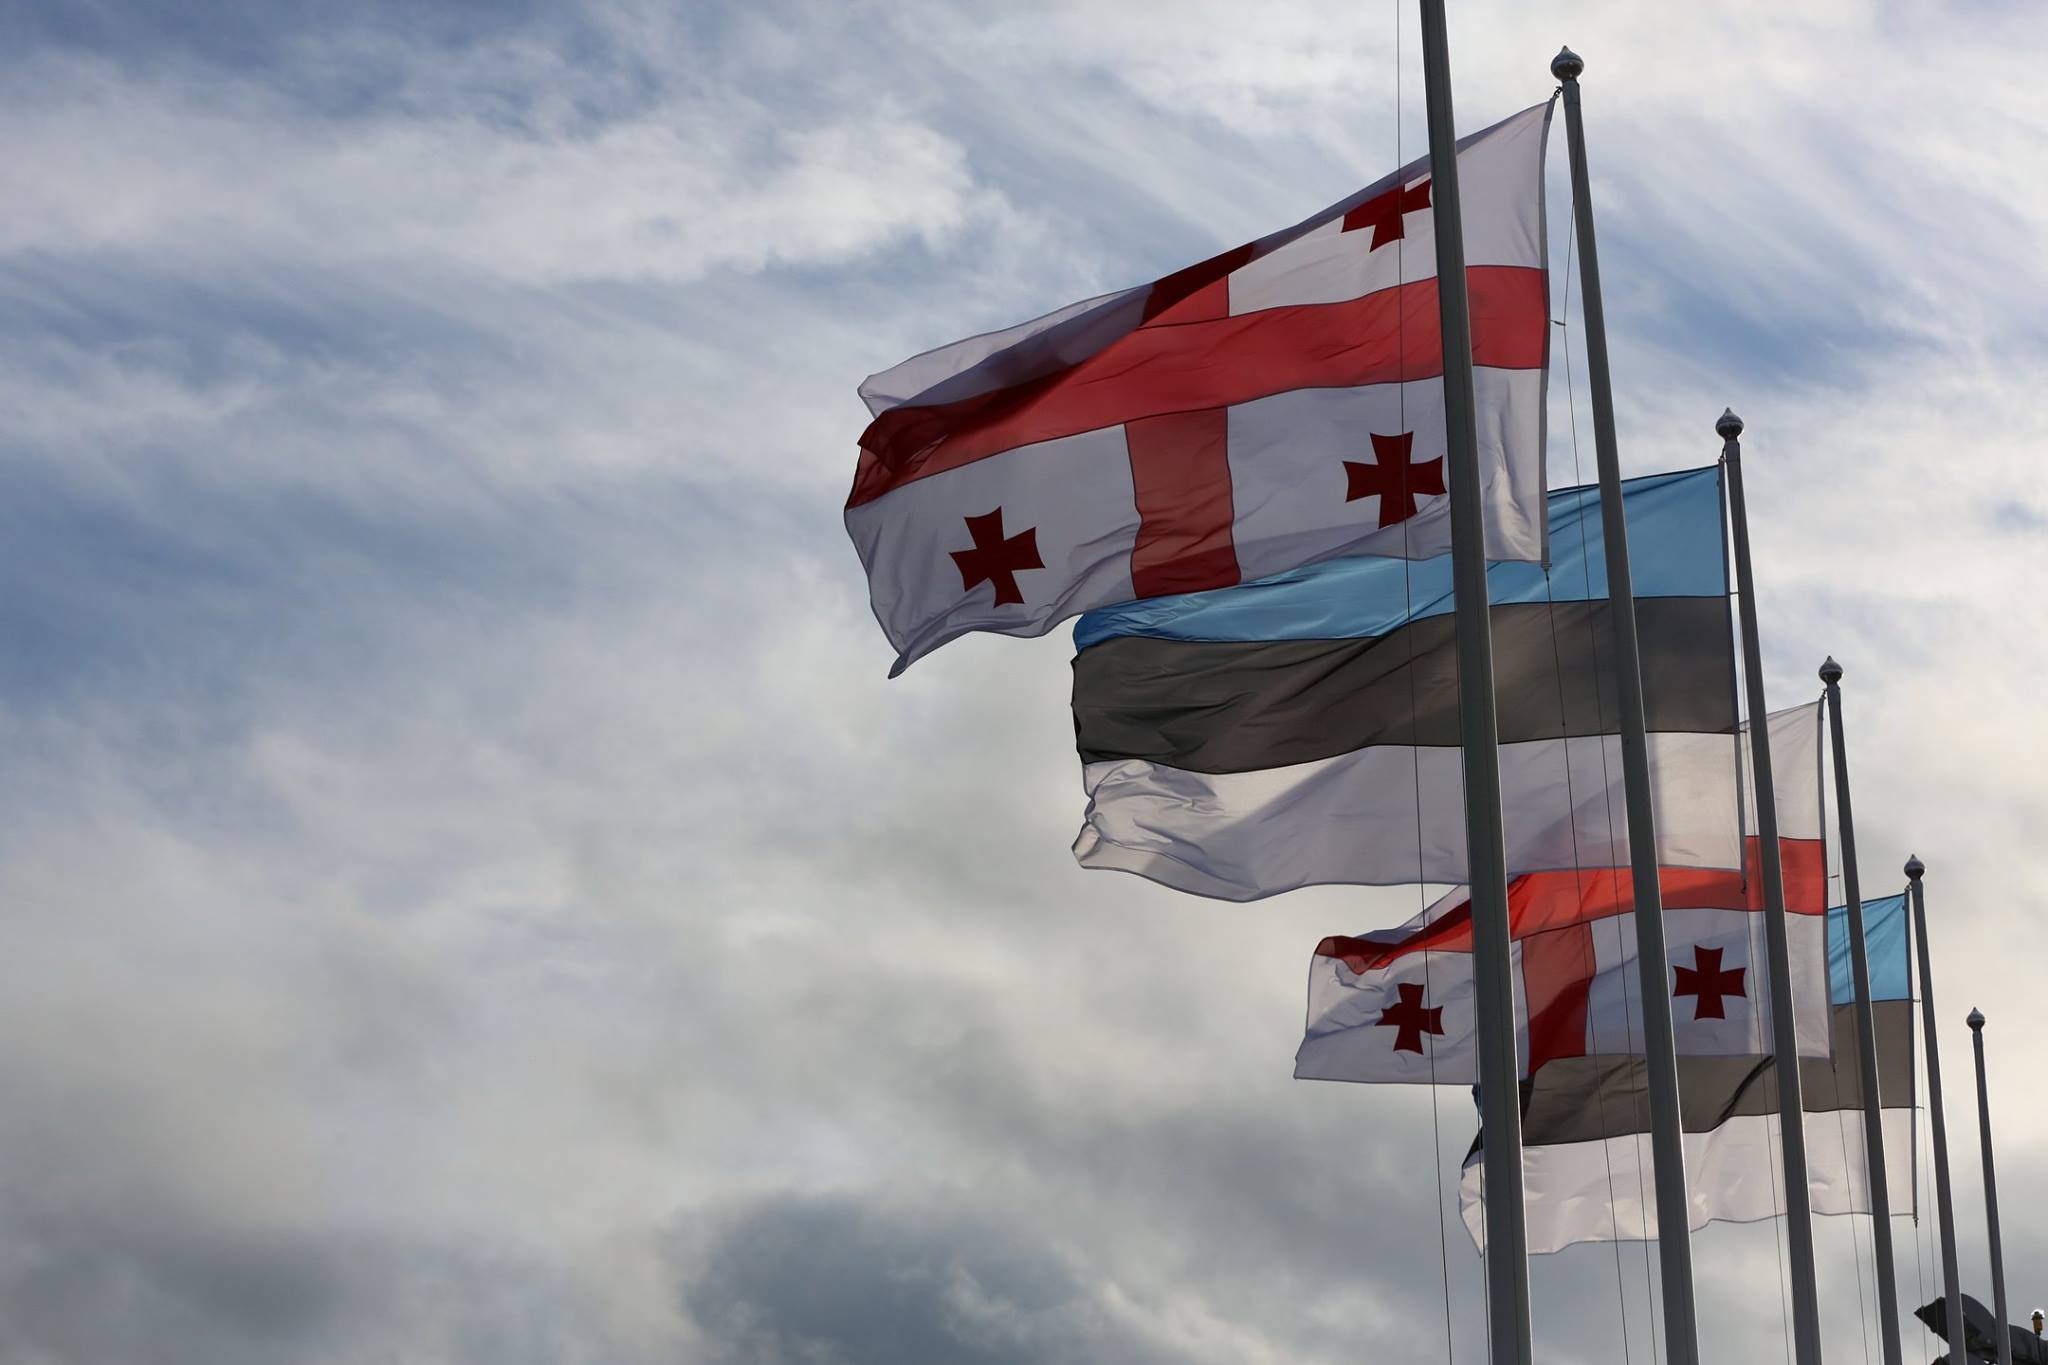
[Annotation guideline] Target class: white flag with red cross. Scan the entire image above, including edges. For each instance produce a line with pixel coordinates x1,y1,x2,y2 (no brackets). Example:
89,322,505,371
1296,698,1830,1083
1292,841,1834,1086
846,102,1553,675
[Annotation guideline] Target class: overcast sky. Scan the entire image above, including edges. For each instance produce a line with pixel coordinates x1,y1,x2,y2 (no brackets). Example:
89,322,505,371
3,1,2046,1361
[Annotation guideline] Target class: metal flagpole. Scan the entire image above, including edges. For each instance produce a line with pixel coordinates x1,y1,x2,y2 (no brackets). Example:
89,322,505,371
1550,48,1699,1365
1820,658,1904,1365
1968,1008,2013,1365
1719,410,1824,1363
1907,856,1965,1365
1417,6,1531,1362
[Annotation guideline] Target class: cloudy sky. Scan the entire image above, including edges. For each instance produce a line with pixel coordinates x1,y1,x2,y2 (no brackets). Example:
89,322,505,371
3,1,2046,1361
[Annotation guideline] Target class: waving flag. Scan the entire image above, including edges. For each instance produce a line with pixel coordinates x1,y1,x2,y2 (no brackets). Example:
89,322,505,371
1295,843,1830,1086
848,102,1552,674
1072,466,1741,898
1293,702,1827,1084
1461,891,1916,1252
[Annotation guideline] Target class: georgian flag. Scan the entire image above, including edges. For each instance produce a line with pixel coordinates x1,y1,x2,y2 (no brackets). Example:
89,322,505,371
847,102,1552,674
1293,841,1831,1086
1293,701,1829,1085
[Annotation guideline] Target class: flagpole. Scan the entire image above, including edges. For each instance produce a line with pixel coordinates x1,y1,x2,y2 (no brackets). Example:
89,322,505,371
1967,1008,2012,1365
1907,855,1966,1363
1417,6,1532,1362
1719,410,1824,1364
1820,658,1904,1365
1549,48,1699,1365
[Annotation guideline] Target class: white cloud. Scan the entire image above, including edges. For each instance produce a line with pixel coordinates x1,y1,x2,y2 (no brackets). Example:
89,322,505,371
4,1,2048,1361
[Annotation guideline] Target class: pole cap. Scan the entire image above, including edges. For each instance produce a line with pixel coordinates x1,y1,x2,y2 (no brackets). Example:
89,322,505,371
1551,47,1584,82
1716,408,1745,440
1968,1007,1986,1031
1905,854,1925,880
1819,656,1843,684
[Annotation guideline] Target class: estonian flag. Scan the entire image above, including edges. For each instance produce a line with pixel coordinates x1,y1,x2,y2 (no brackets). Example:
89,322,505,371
1069,465,1751,899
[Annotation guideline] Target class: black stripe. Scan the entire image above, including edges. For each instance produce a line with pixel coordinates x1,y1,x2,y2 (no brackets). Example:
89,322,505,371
1074,596,1736,773
1516,1003,1914,1145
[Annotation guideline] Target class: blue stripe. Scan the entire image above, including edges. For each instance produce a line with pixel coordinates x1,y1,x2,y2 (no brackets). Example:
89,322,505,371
1074,465,1726,650
1828,893,1911,1005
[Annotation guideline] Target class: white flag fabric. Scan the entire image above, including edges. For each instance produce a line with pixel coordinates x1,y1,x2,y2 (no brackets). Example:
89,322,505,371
1462,1109,1916,1252
847,102,1553,674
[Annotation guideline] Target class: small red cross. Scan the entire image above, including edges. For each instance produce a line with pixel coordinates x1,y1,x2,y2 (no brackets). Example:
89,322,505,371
1672,945,1747,1021
1340,178,1432,250
1344,431,1446,527
950,507,1044,607
1376,981,1446,1054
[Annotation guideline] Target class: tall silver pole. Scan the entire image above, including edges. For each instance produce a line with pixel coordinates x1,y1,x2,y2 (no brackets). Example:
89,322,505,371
1820,659,1903,1365
1720,410,1824,1363
1551,48,1698,1365
1418,6,1531,1362
1968,1008,2012,1365
1908,856,1965,1364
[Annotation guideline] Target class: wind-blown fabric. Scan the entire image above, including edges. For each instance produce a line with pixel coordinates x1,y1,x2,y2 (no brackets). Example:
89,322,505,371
1295,843,1830,1086
1071,465,1744,898
847,102,1553,675
1294,702,1828,1085
1461,891,1918,1252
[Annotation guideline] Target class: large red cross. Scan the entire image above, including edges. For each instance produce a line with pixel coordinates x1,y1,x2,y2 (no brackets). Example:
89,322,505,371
1672,945,1747,1021
1341,178,1432,250
1376,981,1446,1054
950,508,1043,606
1344,431,1446,527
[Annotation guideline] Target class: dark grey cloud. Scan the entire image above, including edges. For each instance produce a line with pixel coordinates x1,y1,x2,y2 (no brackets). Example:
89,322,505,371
684,1194,1177,1365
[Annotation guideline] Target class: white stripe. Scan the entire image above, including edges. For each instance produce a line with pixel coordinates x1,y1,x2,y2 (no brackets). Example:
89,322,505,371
1752,698,1826,841
1075,731,1744,900
1460,1108,1916,1252
1077,702,1819,902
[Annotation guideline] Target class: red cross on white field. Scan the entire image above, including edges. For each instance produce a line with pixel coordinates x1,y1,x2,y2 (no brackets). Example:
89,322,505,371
1672,945,1747,1021
1377,980,1448,1054
1341,178,1433,249
950,508,1044,606
1345,431,1446,527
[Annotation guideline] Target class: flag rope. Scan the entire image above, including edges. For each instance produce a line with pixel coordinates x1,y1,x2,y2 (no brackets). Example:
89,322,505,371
1389,20,1460,1362
1549,195,1644,1365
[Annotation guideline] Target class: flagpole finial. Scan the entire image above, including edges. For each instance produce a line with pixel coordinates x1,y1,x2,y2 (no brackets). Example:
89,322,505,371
1968,1007,1986,1031
1716,408,1745,440
1819,656,1843,684
1551,47,1584,82
1905,854,1925,880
